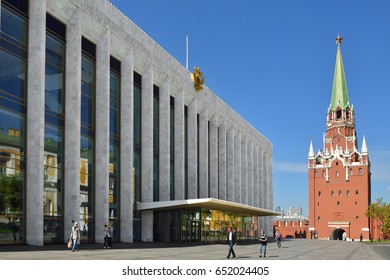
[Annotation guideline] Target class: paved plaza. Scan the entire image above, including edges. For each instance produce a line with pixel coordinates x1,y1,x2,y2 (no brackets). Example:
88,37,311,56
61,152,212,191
0,239,388,260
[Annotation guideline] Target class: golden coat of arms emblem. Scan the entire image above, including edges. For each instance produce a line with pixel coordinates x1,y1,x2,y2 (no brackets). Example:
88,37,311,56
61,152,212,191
191,67,204,92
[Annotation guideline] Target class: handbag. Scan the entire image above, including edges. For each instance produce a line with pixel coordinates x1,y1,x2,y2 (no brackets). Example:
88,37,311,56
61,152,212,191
67,239,72,249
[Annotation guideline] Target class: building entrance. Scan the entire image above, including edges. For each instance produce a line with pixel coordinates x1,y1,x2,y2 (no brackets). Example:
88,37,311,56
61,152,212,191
332,228,345,240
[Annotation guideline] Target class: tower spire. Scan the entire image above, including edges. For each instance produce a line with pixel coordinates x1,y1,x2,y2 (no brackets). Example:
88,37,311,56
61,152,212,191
330,35,350,111
308,139,315,159
361,135,368,155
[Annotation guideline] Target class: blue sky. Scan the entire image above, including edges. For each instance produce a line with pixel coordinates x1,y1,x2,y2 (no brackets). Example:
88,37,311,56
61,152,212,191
110,0,390,216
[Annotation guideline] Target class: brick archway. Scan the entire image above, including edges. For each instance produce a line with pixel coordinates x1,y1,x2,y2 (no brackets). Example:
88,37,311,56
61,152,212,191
332,228,345,240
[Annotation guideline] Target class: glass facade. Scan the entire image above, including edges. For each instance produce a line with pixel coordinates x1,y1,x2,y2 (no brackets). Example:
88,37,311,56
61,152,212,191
153,209,258,243
153,85,159,201
133,71,142,241
0,1,28,244
80,37,96,241
169,96,175,200
44,14,66,243
109,56,120,241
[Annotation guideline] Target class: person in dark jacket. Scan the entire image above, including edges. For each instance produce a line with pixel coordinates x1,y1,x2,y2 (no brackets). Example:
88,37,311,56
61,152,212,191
259,229,268,257
226,227,237,259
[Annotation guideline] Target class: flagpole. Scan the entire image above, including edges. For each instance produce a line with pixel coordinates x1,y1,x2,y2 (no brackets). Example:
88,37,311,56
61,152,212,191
186,34,189,70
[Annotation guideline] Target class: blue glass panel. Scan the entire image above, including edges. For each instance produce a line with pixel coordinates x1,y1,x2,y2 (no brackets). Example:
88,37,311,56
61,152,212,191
0,50,26,100
46,34,65,68
45,63,63,115
1,7,27,45
0,106,25,149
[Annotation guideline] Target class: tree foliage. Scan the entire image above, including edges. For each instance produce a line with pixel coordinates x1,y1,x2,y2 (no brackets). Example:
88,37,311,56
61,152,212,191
0,173,21,222
366,198,390,240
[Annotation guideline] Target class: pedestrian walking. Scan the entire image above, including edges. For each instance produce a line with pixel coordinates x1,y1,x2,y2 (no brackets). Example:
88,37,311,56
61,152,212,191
107,226,113,248
104,224,113,249
69,222,80,252
275,229,282,248
259,229,267,257
226,227,237,259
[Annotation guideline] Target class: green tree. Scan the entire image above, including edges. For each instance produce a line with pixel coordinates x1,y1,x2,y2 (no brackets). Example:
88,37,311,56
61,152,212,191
0,173,21,223
365,198,390,240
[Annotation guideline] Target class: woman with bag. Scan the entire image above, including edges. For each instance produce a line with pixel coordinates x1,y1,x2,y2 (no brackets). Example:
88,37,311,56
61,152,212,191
69,222,81,252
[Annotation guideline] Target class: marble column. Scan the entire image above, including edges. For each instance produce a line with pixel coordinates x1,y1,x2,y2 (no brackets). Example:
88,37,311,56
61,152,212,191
218,120,226,200
26,0,46,246
159,78,170,201
187,98,198,199
209,114,218,198
262,151,268,210
64,8,81,242
265,152,273,235
253,145,259,208
95,28,110,243
241,135,247,204
258,147,264,209
234,131,241,203
226,126,234,202
174,88,185,200
247,140,253,206
141,64,153,242
199,107,208,198
120,48,134,243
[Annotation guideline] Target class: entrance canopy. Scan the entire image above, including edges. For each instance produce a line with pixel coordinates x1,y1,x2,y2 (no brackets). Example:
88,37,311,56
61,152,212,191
137,198,280,216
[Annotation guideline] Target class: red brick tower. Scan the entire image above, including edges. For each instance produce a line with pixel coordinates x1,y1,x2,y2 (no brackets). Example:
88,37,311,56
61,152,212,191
308,36,371,241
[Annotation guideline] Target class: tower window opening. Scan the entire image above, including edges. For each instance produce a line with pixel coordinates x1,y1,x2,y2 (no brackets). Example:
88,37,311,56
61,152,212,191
331,190,334,197
339,190,342,196
336,110,342,119
337,201,340,206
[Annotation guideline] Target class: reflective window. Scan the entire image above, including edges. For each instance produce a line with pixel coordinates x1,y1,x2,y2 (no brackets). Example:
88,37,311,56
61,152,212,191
109,64,120,240
0,4,27,245
1,7,28,46
0,50,26,100
81,56,95,127
45,34,65,115
80,40,96,241
153,86,159,201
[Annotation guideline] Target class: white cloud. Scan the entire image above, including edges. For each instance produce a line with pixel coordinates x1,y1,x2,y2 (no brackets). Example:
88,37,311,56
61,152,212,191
274,161,307,173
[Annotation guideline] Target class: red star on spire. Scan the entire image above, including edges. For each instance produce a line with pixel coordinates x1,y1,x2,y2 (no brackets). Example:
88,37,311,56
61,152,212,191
336,35,343,45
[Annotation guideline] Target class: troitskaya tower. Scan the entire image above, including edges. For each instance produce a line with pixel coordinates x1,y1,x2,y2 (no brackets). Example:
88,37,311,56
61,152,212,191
308,36,371,241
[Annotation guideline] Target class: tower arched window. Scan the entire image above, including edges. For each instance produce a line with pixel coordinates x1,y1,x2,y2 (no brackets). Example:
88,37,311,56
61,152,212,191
359,168,362,175
339,190,342,196
349,169,353,176
336,110,342,119
331,190,334,197
318,191,321,197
